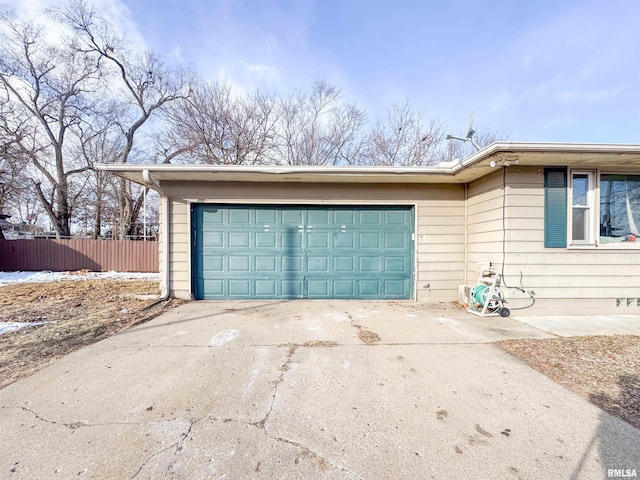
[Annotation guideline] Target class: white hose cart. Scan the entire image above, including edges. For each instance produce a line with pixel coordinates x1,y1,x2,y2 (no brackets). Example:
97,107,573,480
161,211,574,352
467,268,535,317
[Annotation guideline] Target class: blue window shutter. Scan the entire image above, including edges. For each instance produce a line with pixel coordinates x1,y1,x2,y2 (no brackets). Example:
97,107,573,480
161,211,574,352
544,167,567,248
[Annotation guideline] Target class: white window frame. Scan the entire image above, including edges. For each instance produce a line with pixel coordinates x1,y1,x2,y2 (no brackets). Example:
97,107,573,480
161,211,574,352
568,170,596,246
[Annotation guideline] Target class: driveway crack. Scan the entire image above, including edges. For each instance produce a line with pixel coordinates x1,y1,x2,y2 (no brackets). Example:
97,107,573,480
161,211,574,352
7,405,174,430
129,417,198,479
329,302,381,345
18,406,89,430
213,341,360,479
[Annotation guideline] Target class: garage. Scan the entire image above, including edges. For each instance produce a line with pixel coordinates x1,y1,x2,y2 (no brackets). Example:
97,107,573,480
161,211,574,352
192,204,414,299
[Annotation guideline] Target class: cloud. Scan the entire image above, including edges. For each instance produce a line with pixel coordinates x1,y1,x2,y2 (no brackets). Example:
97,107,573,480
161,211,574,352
3,0,146,51
585,88,621,102
243,63,282,82
543,118,576,129
488,91,511,112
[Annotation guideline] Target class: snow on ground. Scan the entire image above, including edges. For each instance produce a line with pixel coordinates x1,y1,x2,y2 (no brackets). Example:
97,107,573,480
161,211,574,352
0,271,159,287
0,321,51,335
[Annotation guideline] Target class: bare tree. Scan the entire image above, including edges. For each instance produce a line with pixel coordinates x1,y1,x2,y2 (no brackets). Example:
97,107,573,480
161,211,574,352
363,102,444,166
162,81,278,165
55,0,191,238
0,10,98,237
273,80,367,165
0,85,21,213
75,119,121,238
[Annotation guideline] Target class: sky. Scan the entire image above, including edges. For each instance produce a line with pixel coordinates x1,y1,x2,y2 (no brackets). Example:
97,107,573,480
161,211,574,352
8,0,640,144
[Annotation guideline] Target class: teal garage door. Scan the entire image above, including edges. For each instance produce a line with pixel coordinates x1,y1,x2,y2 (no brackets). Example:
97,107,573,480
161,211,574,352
192,205,414,300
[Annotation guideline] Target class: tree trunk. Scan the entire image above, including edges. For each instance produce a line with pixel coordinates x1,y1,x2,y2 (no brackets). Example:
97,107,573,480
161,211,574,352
92,201,102,239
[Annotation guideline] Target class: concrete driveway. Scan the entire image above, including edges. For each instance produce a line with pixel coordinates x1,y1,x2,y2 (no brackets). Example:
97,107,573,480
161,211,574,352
1,301,638,479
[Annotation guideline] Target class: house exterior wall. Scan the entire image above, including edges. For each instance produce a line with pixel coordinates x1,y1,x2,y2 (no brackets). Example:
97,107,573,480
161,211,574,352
160,181,466,301
469,166,640,314
466,170,505,288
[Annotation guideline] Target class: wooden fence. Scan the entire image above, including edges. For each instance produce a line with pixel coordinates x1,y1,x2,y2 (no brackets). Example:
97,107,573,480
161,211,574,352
0,239,158,272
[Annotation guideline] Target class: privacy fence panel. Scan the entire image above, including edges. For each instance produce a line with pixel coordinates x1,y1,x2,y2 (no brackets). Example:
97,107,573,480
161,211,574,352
0,239,158,272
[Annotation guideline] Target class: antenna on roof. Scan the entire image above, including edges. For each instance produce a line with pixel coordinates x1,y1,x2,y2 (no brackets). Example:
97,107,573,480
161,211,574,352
446,110,481,151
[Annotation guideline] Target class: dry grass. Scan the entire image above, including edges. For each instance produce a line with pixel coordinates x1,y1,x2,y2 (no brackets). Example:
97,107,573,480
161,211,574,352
0,279,183,388
496,335,640,429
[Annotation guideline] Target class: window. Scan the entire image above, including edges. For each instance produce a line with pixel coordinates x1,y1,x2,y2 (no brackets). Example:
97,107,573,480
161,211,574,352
570,171,594,244
544,168,640,248
600,174,640,244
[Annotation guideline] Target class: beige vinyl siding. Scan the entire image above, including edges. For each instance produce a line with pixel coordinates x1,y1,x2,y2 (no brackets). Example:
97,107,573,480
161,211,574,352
466,170,505,285
162,181,465,301
503,167,640,314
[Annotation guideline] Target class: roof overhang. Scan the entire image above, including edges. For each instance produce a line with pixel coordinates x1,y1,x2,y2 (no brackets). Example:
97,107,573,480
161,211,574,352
95,142,640,191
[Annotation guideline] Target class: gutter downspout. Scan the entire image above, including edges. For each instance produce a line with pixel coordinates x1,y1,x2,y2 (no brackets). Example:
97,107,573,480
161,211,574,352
142,169,170,300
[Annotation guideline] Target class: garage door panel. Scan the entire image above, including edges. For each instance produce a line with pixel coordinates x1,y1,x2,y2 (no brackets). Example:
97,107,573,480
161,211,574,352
334,232,355,248
282,209,304,225
359,233,380,248
307,256,329,273
358,280,380,296
228,256,250,272
228,279,250,295
385,210,407,225
203,232,223,248
334,210,355,225
282,280,303,298
202,208,223,225
193,205,413,300
307,280,329,297
385,233,407,249
256,232,277,248
334,257,355,272
255,280,277,296
359,211,380,225
385,257,406,272
229,232,250,248
333,280,355,297
203,256,224,272
384,280,408,296
256,209,276,223
255,256,277,272
282,256,303,272
283,231,302,248
359,257,379,272
307,232,329,248
308,210,329,225
201,279,223,296
229,209,250,224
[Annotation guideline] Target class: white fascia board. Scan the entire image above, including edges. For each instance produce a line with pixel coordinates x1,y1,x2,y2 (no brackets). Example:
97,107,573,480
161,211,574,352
95,142,640,186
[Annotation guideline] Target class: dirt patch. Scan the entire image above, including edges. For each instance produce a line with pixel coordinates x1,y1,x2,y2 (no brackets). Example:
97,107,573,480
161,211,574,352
496,335,640,429
301,340,338,348
352,323,380,345
0,280,183,388
277,341,338,371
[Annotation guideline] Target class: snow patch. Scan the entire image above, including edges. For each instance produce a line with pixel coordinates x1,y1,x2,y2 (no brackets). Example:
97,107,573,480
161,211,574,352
342,360,350,370
0,271,158,287
0,321,51,336
406,314,417,318
210,329,240,346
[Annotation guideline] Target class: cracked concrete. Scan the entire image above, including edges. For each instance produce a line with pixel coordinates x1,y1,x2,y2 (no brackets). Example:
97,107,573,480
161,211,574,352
1,300,639,479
